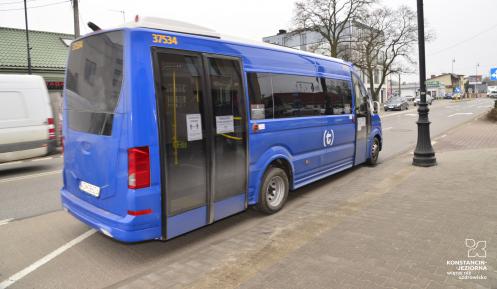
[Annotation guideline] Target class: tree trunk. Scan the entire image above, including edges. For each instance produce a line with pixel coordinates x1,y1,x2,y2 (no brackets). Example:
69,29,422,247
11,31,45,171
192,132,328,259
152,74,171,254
367,68,378,102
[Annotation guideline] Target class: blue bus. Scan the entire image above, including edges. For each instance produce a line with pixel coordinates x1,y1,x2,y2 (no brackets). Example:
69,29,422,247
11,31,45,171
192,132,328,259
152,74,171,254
61,17,382,243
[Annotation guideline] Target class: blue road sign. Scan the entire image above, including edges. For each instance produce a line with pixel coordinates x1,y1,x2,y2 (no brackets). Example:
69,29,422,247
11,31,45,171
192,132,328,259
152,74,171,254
490,68,497,81
454,86,461,93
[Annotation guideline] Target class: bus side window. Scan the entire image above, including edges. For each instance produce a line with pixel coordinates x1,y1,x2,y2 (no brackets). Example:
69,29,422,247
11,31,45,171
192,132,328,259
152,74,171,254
247,72,273,119
324,78,353,115
353,75,368,116
271,74,324,118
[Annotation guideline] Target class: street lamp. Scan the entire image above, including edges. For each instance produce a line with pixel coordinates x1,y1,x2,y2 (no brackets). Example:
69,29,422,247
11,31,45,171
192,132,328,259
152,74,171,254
475,63,480,94
23,0,32,74
413,0,436,167
451,58,455,74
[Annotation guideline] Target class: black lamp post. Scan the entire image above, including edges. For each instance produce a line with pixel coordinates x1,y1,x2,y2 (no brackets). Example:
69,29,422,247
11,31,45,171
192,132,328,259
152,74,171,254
23,0,32,75
413,0,436,167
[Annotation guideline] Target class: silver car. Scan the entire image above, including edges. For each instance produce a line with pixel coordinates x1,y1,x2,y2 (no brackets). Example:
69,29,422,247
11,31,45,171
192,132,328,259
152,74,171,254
414,94,433,106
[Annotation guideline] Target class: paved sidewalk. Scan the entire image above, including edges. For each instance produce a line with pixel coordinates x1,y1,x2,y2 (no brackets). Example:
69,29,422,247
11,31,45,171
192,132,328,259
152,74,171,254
116,117,497,289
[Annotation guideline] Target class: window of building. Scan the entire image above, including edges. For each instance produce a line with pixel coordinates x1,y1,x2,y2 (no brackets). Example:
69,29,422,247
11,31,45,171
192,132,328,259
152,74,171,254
374,69,380,84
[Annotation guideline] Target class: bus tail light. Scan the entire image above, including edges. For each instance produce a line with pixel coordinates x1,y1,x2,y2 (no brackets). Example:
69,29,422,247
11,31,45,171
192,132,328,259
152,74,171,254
127,209,152,216
128,146,150,189
47,117,55,140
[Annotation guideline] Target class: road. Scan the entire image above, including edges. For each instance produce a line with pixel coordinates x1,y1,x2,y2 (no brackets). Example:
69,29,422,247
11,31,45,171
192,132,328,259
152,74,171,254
0,98,493,289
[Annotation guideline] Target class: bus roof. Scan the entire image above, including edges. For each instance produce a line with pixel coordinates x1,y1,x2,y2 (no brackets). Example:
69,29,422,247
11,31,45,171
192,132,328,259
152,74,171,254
121,16,351,69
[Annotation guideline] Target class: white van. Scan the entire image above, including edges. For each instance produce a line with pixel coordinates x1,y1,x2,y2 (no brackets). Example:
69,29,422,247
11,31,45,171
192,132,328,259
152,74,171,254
0,74,56,163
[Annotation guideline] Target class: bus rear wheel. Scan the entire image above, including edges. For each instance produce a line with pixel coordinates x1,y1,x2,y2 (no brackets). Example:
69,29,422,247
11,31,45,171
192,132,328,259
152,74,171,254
257,166,289,214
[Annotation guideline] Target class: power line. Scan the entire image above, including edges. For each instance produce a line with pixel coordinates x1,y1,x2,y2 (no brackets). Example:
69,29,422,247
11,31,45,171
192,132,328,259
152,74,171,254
0,0,68,11
429,22,497,56
0,0,36,5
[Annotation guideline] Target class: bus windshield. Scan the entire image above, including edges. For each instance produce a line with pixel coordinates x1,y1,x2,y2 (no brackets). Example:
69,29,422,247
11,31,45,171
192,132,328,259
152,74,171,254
65,31,124,135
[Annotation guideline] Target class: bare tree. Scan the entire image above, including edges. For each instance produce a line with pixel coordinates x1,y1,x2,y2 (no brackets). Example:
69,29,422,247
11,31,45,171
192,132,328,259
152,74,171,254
294,0,375,58
351,5,419,102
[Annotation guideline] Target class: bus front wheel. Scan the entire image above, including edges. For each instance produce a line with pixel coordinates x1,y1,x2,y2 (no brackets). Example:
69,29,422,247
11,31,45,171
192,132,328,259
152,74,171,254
257,166,289,214
367,137,380,166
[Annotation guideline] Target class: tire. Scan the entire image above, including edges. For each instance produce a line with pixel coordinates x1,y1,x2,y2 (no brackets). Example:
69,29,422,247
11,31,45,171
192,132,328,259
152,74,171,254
256,166,289,214
367,137,380,166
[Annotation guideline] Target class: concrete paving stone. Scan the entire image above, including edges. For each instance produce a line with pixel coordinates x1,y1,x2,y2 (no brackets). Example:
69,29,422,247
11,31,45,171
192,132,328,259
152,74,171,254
425,280,446,289
119,118,497,289
381,277,413,289
359,271,387,285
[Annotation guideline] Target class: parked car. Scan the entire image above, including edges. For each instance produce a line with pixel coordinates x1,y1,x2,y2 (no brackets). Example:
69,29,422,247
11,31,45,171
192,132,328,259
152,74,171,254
444,92,453,99
405,95,415,102
0,74,56,163
384,97,409,111
487,90,497,99
452,93,462,100
414,94,433,106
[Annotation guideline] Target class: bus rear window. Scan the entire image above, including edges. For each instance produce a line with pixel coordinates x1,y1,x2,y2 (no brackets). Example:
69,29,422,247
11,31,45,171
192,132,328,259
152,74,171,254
65,31,124,135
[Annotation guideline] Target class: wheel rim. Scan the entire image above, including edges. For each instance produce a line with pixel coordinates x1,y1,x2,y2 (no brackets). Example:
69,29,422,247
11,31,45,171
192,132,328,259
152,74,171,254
371,139,379,161
266,176,285,208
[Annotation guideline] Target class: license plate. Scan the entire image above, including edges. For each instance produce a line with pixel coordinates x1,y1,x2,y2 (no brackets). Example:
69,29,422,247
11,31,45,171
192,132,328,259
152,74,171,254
79,180,100,197
389,106,393,108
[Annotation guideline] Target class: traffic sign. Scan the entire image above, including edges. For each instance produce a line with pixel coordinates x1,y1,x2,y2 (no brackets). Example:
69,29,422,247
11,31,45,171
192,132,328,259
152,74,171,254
454,86,461,93
490,68,497,81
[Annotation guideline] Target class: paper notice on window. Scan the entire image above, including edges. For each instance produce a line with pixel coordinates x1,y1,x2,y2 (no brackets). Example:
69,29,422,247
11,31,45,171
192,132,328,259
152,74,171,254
357,117,366,131
186,114,202,141
216,115,234,134
251,104,265,120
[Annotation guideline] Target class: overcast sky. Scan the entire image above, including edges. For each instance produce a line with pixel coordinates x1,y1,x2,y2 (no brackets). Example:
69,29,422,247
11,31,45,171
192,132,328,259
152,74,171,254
0,0,496,82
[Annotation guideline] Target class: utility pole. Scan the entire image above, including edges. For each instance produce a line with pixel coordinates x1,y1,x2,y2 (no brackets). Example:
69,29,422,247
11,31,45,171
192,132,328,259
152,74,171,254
451,58,455,74
72,0,80,38
23,0,32,74
109,9,126,23
413,0,436,167
398,73,401,97
475,63,480,95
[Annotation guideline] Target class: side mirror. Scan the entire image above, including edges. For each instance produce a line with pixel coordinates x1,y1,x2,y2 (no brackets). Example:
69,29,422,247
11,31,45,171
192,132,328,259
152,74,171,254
373,101,380,114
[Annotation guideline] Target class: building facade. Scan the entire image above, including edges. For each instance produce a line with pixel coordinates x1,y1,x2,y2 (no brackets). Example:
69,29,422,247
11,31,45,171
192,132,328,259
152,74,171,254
427,73,464,94
394,81,446,100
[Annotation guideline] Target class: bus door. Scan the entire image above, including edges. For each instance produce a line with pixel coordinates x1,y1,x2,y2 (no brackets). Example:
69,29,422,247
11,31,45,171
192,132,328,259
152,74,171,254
352,74,371,165
153,49,247,239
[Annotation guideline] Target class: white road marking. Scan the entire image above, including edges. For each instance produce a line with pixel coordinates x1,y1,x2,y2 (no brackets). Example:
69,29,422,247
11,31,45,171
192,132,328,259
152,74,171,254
478,105,491,108
431,141,437,145
0,229,97,289
381,110,413,118
31,157,53,162
448,112,474,118
0,170,61,183
383,127,393,131
437,134,447,139
405,113,418,117
0,218,14,226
